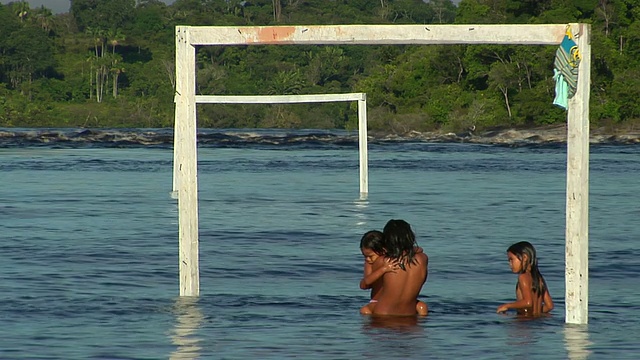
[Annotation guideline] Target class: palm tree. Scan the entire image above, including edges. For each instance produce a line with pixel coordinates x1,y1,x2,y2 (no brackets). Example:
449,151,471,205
33,6,54,35
107,29,126,55
110,57,125,98
85,27,109,103
86,27,106,57
13,1,29,23
268,70,305,95
85,54,95,100
272,0,281,22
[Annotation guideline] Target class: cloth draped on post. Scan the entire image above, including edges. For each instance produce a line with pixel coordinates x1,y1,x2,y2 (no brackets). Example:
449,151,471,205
553,26,581,110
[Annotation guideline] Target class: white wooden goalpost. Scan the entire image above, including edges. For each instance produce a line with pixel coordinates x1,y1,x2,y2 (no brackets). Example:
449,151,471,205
173,24,591,325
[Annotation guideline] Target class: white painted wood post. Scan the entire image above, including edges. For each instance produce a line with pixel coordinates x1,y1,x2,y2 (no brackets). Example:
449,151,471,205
174,26,200,297
565,23,591,324
358,95,368,197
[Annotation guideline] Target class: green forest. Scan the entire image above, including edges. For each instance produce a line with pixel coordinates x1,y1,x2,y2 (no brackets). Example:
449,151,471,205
1,0,639,133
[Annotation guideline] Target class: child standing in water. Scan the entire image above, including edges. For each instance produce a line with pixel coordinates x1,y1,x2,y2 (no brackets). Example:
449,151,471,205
358,229,428,316
497,241,554,316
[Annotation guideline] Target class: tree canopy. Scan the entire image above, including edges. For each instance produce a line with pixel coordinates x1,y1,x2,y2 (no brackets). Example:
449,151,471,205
1,0,639,133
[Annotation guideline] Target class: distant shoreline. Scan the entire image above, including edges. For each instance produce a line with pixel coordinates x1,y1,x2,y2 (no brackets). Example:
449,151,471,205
1,126,639,147
375,124,640,146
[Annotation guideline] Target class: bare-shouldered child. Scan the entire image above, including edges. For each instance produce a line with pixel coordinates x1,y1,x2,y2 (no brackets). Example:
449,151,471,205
359,228,428,316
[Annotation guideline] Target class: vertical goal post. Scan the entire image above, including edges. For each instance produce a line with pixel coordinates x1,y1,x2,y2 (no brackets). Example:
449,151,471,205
173,24,591,325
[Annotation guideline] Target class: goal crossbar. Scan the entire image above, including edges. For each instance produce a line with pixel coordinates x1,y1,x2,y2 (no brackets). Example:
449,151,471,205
194,93,365,104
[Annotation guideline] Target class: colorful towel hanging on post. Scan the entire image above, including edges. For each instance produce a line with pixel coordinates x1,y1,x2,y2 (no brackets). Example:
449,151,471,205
553,26,581,109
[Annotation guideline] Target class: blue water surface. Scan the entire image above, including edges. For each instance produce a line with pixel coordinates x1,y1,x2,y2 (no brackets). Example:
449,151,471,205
1,129,639,359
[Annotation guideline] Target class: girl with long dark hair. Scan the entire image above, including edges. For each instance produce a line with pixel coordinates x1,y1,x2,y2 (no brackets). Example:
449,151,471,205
497,241,554,316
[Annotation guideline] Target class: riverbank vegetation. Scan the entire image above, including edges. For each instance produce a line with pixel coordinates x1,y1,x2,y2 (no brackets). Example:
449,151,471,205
1,0,639,133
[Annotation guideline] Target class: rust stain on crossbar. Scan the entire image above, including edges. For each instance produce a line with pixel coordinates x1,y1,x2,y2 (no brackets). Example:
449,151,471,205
249,26,296,44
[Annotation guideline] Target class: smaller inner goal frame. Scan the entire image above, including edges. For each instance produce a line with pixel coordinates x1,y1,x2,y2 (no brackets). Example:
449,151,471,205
172,93,370,196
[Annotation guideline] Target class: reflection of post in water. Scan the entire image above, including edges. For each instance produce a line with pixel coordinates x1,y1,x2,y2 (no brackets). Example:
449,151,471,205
170,297,204,360
564,324,592,360
353,196,369,226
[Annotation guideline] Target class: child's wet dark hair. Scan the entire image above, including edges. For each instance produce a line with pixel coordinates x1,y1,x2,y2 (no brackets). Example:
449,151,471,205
360,230,385,255
507,241,548,295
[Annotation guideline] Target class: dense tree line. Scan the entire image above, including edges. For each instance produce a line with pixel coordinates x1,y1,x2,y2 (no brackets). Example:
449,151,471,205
0,0,639,133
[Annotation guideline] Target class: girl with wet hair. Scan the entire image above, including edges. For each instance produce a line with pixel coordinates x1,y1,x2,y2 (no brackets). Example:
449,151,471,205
359,230,385,255
497,241,554,316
